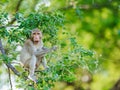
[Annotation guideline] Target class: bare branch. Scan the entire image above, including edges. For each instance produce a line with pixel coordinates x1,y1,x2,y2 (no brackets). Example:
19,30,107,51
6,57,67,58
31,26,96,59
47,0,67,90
0,25,19,29
15,0,23,12
10,0,23,24
59,3,118,11
8,67,13,90
111,79,120,90
0,39,20,76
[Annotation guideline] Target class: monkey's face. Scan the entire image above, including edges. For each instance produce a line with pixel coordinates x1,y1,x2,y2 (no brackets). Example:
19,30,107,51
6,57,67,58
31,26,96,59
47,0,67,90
31,31,42,42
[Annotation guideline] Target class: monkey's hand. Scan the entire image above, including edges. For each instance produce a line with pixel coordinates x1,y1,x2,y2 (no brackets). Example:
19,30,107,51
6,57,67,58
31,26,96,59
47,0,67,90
35,46,57,56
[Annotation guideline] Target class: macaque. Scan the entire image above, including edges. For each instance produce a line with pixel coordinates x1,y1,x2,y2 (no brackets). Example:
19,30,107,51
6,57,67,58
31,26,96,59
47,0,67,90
20,28,57,83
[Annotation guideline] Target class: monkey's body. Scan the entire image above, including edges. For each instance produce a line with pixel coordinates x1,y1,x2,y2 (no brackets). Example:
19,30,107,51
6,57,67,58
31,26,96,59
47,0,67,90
20,30,48,83
20,28,57,83
20,39,44,68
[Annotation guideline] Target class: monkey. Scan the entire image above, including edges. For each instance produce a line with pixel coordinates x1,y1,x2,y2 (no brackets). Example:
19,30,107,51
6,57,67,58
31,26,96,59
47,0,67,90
20,28,57,83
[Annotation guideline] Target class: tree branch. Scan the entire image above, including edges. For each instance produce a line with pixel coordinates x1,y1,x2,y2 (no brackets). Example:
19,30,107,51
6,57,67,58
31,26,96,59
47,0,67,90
8,67,13,90
111,79,120,90
10,0,23,24
59,2,118,11
0,39,20,76
0,25,19,29
15,0,23,12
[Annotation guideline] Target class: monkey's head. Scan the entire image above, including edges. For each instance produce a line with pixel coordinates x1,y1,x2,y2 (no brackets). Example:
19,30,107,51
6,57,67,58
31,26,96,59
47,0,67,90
31,28,42,43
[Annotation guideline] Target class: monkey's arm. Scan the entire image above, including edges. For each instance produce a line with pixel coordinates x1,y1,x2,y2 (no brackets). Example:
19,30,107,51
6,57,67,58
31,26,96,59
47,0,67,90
35,46,57,56
24,39,35,55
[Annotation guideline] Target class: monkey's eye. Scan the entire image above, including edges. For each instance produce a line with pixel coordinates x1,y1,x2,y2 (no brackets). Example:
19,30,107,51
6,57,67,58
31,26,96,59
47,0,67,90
37,33,40,35
33,33,36,35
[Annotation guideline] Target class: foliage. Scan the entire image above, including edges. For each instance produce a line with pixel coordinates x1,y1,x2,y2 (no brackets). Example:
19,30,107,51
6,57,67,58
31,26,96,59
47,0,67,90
15,40,98,90
0,0,120,90
0,12,64,43
0,10,99,89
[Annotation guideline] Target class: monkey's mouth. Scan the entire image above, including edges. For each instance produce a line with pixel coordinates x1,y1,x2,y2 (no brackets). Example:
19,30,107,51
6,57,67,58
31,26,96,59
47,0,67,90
34,40,39,43
34,40,39,42
33,39,40,43
34,38,40,42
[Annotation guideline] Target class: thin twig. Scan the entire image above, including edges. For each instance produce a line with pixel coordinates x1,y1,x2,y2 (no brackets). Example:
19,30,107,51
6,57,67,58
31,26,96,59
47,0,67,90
0,39,20,89
0,25,19,29
0,39,20,76
10,0,23,24
8,67,13,90
47,53,52,63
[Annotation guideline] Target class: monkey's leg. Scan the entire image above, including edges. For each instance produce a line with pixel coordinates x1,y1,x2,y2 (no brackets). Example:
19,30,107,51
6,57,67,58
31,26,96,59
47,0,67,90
28,55,37,83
